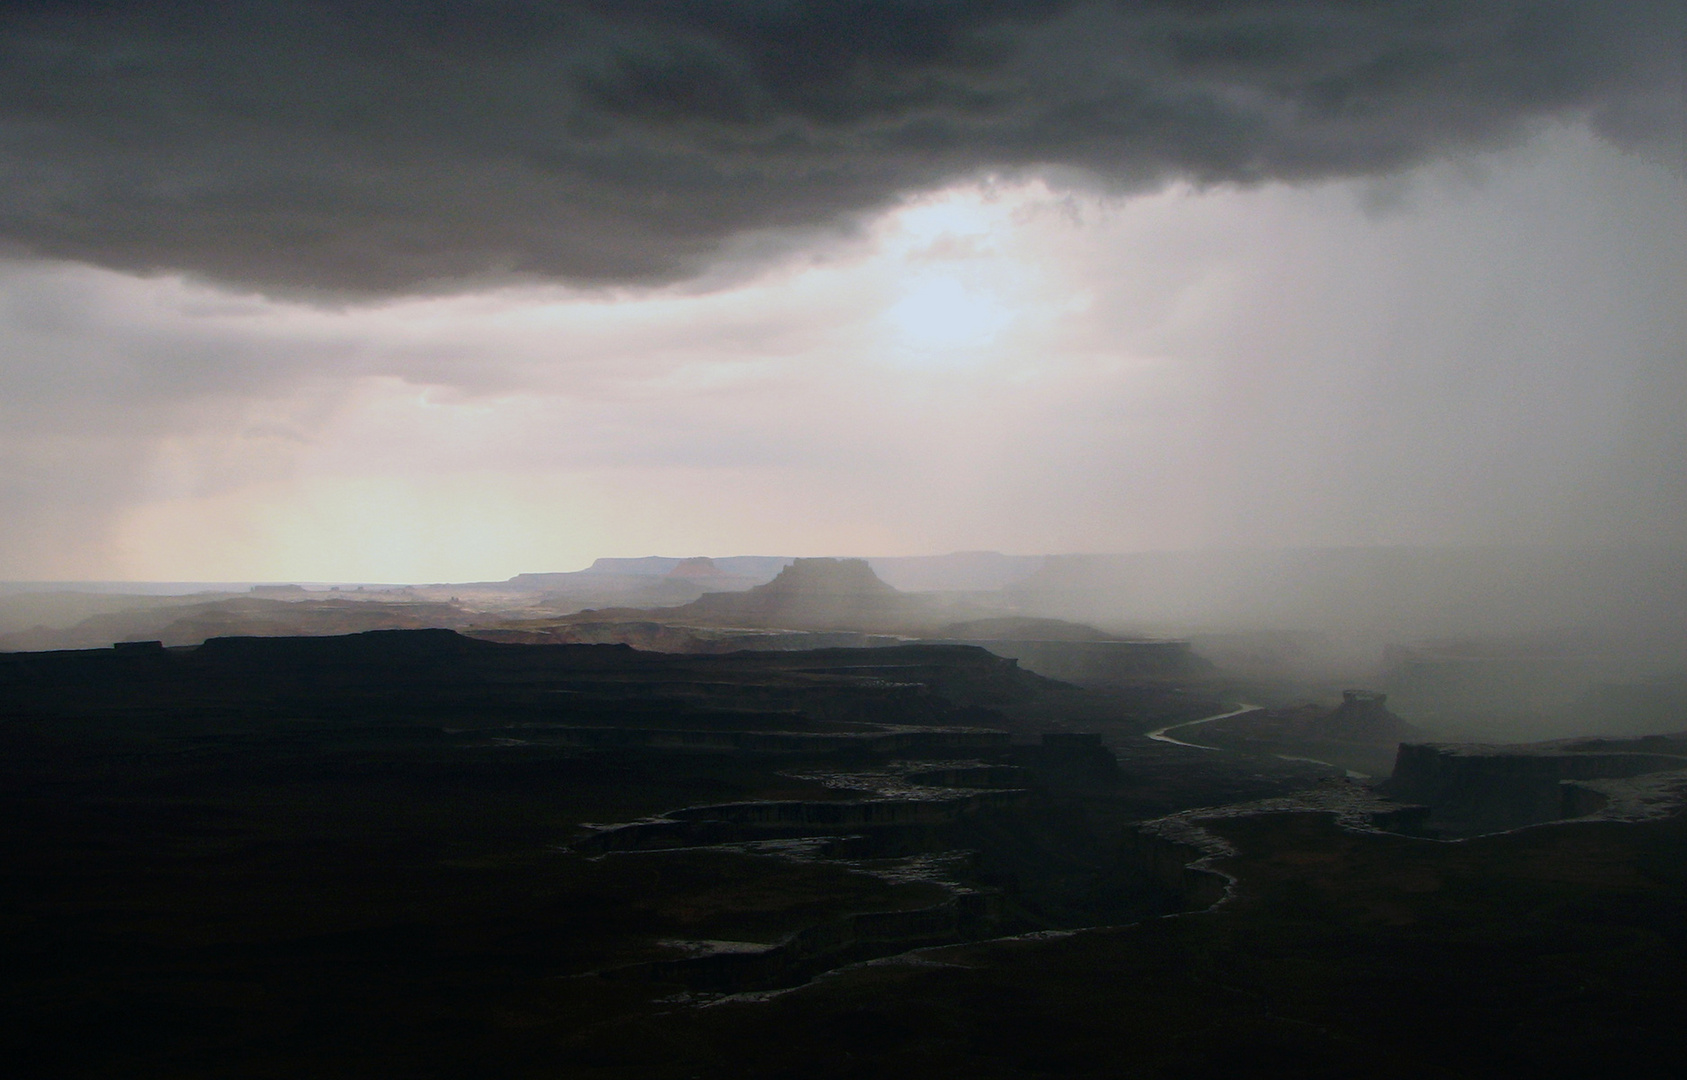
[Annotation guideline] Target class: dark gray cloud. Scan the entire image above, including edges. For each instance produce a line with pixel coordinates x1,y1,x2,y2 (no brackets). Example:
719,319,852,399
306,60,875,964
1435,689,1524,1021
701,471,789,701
0,0,1679,295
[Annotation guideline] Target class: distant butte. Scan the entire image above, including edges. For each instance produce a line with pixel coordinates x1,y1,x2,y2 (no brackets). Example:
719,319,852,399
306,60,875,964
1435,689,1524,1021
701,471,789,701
660,558,933,633
665,556,729,580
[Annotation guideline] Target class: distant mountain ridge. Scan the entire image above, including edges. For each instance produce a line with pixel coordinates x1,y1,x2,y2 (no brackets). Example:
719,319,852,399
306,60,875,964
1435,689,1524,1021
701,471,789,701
504,551,1044,593
0,597,477,652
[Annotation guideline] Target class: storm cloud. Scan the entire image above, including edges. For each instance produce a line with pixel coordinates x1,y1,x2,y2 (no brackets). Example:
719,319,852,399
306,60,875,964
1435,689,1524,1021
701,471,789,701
1,0,1680,295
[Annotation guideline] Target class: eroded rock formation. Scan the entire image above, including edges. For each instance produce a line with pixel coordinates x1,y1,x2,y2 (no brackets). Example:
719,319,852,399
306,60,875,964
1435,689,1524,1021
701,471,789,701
670,558,933,632
1383,734,1687,835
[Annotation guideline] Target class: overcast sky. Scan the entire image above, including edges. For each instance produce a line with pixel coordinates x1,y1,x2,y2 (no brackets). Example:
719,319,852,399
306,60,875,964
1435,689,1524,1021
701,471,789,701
1,1,1683,581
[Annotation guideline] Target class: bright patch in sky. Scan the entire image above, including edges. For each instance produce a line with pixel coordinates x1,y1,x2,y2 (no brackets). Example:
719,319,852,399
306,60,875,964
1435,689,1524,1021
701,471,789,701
883,274,1013,353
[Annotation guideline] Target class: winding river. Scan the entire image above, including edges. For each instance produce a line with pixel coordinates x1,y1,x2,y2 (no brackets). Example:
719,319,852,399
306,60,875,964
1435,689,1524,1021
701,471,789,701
1145,704,1369,779
1145,704,1264,751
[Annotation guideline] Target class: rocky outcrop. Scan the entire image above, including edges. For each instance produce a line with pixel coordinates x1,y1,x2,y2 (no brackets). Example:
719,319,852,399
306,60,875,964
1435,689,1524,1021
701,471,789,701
950,638,1209,685
1382,736,1687,835
931,617,1209,685
1320,690,1421,742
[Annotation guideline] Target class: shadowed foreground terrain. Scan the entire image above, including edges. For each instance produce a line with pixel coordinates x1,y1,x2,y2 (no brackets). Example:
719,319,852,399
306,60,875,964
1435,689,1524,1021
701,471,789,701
4,631,1684,1078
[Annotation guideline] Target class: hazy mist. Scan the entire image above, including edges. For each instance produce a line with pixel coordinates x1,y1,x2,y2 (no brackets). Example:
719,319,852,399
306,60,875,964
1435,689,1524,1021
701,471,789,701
1,2,1684,732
